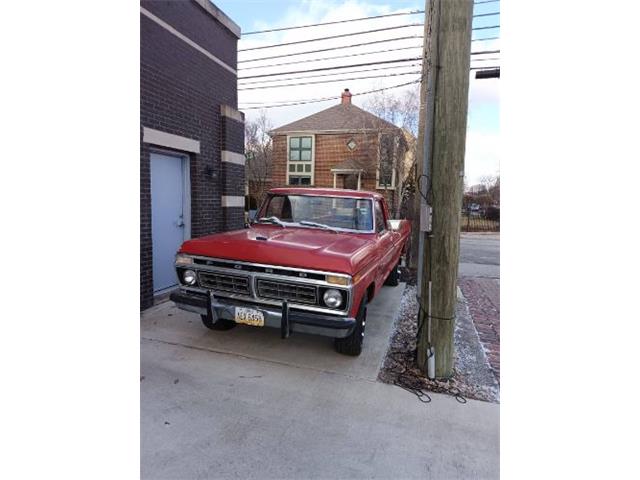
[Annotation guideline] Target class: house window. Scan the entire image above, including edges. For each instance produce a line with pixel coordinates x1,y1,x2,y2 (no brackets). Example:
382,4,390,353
377,134,397,189
287,136,314,185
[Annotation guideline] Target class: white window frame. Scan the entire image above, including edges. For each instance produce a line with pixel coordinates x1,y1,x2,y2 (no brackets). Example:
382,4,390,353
286,133,315,186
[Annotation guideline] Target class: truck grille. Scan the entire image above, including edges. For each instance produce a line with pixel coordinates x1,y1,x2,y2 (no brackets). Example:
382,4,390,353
198,272,250,295
257,279,317,305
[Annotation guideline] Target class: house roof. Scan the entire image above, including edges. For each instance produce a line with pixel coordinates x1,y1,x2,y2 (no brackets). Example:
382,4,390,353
270,103,400,135
330,158,369,173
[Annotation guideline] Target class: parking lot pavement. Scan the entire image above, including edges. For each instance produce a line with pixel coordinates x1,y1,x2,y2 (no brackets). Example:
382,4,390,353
141,283,406,381
141,283,500,479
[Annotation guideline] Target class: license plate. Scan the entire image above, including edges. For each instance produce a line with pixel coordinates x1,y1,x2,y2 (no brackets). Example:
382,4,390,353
234,307,264,327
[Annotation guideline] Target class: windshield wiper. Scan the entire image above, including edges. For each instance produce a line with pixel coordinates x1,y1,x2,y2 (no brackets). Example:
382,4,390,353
258,216,287,228
299,221,338,233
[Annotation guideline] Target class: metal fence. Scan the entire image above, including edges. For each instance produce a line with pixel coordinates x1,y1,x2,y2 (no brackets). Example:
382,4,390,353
461,205,500,232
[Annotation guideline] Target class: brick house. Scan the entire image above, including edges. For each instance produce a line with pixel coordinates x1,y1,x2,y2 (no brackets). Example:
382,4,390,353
140,0,244,310
268,89,413,214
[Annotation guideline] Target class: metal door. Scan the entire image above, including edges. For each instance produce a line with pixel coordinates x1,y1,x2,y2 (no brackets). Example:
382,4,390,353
150,152,190,293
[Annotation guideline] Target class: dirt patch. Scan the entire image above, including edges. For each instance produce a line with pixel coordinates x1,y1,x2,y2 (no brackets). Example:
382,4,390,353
378,282,499,403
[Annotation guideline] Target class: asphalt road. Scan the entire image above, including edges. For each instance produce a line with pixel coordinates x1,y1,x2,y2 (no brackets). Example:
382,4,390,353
459,233,500,279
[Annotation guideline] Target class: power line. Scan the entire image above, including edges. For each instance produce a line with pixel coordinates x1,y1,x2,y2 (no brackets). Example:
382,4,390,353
239,24,423,52
239,35,497,64
238,70,422,91
242,10,425,35
474,0,499,4
239,79,421,110
239,63,421,86
471,49,500,55
238,36,421,63
472,25,500,31
239,45,423,71
239,57,422,80
472,36,499,42
240,55,499,86
241,9,497,36
473,12,500,18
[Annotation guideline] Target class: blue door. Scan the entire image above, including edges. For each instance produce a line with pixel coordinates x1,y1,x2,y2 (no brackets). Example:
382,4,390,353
150,152,189,293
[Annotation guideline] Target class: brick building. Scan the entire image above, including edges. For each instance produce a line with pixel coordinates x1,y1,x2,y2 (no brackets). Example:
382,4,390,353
268,89,413,214
140,0,244,310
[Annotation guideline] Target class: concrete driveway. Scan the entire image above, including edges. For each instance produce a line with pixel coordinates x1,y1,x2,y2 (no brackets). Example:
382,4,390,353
141,283,500,479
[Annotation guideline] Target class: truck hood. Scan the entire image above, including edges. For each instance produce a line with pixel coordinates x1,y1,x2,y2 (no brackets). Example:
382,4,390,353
179,225,376,275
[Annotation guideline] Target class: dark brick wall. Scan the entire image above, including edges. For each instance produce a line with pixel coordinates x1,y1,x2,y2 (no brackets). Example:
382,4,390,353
140,1,243,310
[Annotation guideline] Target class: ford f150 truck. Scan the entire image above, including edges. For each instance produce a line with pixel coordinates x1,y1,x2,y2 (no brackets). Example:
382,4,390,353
170,188,411,356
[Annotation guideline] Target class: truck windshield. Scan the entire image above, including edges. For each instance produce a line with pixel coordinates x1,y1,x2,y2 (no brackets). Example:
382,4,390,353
260,195,373,231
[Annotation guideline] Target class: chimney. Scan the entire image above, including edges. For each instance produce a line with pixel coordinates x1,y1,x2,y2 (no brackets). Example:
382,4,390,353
341,88,352,105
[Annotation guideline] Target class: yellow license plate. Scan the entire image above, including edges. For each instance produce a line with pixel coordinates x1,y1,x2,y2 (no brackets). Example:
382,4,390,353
234,307,265,327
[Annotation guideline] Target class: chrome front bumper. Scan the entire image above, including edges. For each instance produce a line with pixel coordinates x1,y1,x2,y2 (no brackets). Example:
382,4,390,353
169,289,357,339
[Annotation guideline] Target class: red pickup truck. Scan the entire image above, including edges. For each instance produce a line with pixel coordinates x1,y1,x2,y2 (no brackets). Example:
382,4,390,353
170,188,410,355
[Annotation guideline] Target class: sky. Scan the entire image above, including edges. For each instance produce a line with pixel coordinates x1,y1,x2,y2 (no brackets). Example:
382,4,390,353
215,0,500,185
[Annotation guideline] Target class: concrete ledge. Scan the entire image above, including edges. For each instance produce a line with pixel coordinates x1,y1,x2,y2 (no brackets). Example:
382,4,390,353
221,150,245,165
221,195,244,208
220,105,244,123
143,127,200,154
140,6,237,75
192,0,241,38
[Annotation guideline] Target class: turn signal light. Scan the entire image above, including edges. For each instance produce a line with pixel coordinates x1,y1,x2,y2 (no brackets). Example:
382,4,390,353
326,275,349,286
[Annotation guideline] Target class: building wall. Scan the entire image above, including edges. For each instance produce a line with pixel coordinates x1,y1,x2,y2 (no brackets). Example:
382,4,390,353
140,0,244,310
270,132,396,206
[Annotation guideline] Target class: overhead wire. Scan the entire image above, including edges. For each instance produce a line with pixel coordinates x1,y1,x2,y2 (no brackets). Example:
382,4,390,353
238,45,423,71
239,35,497,64
239,79,421,109
239,24,424,52
239,57,422,80
238,70,422,91
242,10,425,35
239,63,421,86
239,36,421,63
242,9,498,36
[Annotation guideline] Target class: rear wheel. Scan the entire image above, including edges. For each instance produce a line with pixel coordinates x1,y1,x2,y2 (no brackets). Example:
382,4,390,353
335,297,367,356
200,312,236,331
384,261,400,286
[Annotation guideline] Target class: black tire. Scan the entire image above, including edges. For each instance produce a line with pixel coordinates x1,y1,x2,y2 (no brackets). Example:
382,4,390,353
200,312,236,331
335,297,367,356
384,261,400,286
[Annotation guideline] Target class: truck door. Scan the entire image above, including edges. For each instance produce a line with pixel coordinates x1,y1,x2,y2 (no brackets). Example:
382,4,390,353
374,200,394,284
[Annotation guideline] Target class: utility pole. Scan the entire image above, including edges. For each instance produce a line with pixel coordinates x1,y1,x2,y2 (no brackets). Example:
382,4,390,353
408,0,430,271
416,0,474,378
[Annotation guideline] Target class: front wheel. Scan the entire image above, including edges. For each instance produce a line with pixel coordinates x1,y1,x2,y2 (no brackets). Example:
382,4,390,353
200,312,236,331
335,297,367,356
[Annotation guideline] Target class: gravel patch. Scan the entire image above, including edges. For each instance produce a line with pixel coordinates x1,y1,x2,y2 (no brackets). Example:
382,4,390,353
378,282,500,403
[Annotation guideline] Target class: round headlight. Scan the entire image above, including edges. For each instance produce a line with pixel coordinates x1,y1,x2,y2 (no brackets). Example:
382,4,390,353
183,269,197,286
323,289,343,308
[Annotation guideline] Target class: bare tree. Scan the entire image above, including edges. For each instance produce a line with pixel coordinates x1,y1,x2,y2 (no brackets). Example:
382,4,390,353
364,87,420,218
244,111,273,209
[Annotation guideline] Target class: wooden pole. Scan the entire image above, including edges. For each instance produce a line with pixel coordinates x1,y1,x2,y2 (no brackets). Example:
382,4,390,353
408,2,430,270
417,0,473,378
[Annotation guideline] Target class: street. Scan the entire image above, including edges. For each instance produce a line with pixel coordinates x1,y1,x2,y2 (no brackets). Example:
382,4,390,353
141,282,500,479
459,233,500,280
